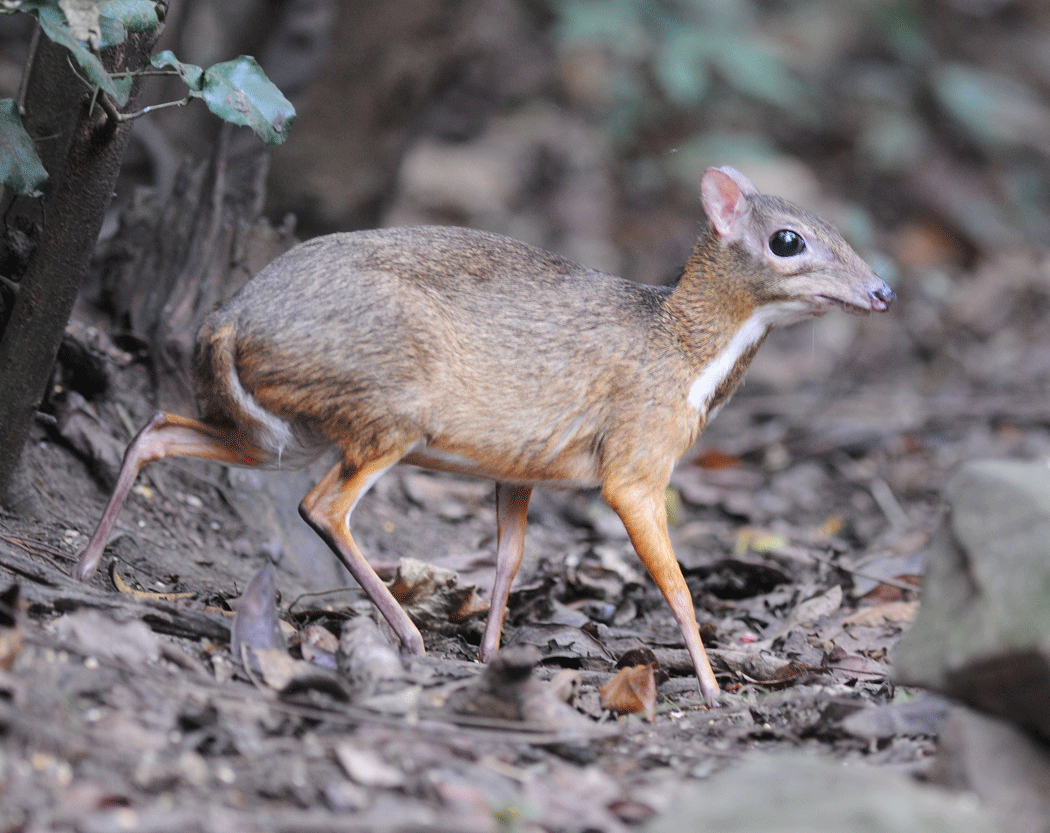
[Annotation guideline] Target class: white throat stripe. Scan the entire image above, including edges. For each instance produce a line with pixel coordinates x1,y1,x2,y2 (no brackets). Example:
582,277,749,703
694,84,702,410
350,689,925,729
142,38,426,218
687,301,811,412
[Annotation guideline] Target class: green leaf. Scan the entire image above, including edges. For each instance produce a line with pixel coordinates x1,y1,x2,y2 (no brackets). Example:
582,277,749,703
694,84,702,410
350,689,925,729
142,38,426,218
652,30,710,107
152,52,294,144
199,56,295,145
0,99,48,195
150,49,204,89
932,63,1050,150
553,0,648,59
22,0,133,105
100,0,157,32
710,36,804,110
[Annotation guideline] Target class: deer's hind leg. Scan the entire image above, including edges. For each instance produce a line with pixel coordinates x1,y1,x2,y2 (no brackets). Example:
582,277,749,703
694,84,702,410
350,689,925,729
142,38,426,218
76,412,272,582
480,482,532,661
299,449,425,655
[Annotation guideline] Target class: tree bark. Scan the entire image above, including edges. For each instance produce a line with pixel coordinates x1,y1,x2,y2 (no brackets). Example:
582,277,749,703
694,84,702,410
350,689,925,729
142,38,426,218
0,27,160,505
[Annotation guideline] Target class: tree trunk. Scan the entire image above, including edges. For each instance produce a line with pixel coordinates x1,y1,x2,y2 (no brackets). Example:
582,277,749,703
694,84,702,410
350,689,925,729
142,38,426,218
0,27,160,505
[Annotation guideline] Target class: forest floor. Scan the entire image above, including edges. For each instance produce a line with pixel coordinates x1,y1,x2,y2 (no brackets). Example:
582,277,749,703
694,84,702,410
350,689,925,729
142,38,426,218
2,237,1049,831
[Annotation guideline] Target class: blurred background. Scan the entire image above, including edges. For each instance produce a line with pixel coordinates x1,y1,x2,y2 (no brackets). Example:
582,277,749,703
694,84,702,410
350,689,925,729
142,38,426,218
3,0,1050,585
5,0,1050,270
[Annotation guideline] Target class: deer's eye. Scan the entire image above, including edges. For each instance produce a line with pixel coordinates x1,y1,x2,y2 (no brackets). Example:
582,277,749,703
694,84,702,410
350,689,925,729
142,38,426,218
769,229,805,257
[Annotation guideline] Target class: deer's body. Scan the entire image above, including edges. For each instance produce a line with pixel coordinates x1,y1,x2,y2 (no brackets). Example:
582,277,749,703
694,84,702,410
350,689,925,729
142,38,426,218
76,168,893,705
200,227,717,490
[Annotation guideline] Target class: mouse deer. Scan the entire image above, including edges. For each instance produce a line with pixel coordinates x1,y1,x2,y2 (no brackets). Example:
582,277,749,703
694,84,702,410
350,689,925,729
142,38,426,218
75,167,892,706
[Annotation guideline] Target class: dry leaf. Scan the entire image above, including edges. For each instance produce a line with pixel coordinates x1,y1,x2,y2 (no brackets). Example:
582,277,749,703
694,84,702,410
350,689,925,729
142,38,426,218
51,609,160,664
253,647,298,689
444,644,591,730
111,564,194,601
298,624,339,668
599,665,657,720
785,585,843,629
334,744,404,788
231,562,287,666
842,601,919,627
694,449,740,469
51,390,123,488
0,584,22,670
338,616,406,697
388,558,488,626
58,0,101,48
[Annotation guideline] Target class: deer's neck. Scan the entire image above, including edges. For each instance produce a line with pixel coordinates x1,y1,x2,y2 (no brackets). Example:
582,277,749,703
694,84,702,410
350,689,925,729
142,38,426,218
667,231,797,416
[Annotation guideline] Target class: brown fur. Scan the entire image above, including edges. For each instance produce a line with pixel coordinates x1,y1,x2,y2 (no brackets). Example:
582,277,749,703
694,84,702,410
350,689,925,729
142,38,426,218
77,167,892,706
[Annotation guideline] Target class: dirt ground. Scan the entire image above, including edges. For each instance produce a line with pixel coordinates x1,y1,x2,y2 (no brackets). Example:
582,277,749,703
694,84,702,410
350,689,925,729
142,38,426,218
3,238,1050,831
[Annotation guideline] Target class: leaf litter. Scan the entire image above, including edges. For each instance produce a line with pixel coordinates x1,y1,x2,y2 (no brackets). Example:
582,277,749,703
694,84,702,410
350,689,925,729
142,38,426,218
0,352,938,830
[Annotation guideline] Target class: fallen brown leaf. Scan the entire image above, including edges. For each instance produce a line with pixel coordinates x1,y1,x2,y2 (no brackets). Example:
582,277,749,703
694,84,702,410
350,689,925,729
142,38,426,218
599,665,657,720
112,564,193,601
842,601,919,627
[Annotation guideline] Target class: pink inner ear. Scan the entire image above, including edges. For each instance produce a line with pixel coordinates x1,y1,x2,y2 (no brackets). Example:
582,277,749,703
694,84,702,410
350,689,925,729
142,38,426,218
701,169,746,240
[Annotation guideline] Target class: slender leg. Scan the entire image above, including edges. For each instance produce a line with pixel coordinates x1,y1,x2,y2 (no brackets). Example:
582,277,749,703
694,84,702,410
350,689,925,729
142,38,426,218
299,452,426,655
603,482,721,706
76,411,270,582
480,482,532,662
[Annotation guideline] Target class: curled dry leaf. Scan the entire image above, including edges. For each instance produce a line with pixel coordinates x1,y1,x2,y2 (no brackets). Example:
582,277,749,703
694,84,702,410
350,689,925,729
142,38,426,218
774,584,843,639
112,564,194,601
599,665,657,720
841,600,919,627
388,558,489,626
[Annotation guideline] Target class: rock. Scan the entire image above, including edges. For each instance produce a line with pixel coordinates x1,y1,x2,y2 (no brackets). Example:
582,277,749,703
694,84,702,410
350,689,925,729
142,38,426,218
839,692,953,741
644,753,995,833
894,459,1050,740
931,708,1050,833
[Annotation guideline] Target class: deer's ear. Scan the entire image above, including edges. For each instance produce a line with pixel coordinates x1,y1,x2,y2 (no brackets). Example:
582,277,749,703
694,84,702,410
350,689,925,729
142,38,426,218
700,167,756,242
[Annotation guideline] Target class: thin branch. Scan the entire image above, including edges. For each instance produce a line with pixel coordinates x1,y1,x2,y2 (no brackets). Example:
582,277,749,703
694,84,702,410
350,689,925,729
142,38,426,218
69,52,192,126
65,51,97,94
16,20,40,114
118,96,193,121
107,68,185,80
98,93,193,124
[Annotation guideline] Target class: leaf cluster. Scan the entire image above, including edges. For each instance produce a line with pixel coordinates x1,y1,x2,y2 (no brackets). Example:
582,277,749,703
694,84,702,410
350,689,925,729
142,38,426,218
0,0,295,196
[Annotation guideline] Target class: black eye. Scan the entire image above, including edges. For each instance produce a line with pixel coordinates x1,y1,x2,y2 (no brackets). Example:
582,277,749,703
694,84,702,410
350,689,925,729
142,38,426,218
769,229,805,257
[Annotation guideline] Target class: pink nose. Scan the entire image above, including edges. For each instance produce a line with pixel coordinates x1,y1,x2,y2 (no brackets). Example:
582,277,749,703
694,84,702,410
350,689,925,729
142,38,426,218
870,280,894,311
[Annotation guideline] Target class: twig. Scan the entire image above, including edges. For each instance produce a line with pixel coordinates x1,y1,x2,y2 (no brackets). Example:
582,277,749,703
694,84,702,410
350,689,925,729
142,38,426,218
287,586,363,612
808,549,918,594
107,95,193,123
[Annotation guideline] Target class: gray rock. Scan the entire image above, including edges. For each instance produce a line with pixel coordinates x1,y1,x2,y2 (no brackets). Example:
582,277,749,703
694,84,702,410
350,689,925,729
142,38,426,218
644,753,997,833
932,708,1050,833
894,459,1050,740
